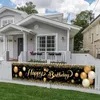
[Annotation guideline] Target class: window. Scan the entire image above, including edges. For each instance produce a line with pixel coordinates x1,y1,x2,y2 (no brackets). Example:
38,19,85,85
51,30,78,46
37,36,55,51
1,17,14,27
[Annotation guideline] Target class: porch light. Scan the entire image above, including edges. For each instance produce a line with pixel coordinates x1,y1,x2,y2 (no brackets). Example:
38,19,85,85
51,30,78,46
30,38,32,41
0,40,3,42
62,37,64,40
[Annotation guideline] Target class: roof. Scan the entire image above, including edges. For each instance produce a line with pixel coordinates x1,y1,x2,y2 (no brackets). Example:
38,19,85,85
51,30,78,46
17,14,81,31
36,13,63,17
0,24,33,33
0,6,27,15
82,14,100,33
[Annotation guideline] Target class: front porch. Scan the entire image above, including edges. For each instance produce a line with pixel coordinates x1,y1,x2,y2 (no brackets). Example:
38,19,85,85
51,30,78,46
0,24,71,63
0,24,34,62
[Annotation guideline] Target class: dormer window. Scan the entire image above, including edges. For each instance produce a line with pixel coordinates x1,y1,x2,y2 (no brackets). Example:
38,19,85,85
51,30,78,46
1,17,14,27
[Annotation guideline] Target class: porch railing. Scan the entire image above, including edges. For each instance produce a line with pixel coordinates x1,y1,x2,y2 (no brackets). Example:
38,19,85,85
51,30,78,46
28,51,67,63
18,51,24,62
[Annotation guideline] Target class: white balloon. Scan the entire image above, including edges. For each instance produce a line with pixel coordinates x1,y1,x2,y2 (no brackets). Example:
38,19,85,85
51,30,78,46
23,67,26,71
88,71,95,79
82,79,90,88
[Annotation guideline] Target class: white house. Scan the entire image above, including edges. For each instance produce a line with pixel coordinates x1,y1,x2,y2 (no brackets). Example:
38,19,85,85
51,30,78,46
0,6,81,63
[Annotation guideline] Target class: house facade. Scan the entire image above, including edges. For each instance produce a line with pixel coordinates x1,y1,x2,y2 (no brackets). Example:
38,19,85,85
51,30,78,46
83,15,100,58
0,7,81,63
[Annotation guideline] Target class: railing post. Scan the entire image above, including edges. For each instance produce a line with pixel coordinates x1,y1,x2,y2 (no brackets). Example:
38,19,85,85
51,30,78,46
55,52,57,62
23,32,28,62
64,51,66,63
95,63,100,90
45,52,47,60
67,29,70,51
3,35,9,61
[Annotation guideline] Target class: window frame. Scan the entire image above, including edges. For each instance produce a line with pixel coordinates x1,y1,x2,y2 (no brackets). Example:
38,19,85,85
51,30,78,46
1,17,14,27
36,34,58,52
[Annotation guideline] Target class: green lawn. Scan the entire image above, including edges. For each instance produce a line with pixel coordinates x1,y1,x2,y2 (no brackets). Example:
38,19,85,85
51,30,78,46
0,82,99,100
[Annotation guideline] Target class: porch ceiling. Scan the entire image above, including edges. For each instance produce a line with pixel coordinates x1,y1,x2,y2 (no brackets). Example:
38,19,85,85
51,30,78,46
70,28,79,38
0,24,33,34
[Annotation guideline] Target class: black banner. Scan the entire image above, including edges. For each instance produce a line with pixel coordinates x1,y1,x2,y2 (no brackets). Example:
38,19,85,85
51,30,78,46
12,63,95,88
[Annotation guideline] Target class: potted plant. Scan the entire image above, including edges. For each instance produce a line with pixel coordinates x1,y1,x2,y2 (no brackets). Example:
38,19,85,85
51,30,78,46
48,52,55,55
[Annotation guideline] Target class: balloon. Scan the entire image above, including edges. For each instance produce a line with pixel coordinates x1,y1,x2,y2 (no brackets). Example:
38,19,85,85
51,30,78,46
88,78,94,84
75,73,79,77
82,79,90,88
13,66,18,73
23,67,26,71
88,71,95,79
19,71,23,77
43,78,46,82
71,79,75,84
84,66,91,73
80,72,87,79
15,74,18,78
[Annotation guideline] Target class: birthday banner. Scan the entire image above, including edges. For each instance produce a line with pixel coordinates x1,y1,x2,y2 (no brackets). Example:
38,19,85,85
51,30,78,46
12,63,95,88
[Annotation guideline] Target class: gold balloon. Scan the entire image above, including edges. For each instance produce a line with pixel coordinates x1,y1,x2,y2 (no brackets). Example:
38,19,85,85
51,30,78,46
43,77,46,82
88,78,94,84
15,74,18,78
19,71,23,77
75,73,79,77
23,67,26,71
80,72,87,79
13,66,18,73
44,68,46,72
71,79,75,84
84,66,91,73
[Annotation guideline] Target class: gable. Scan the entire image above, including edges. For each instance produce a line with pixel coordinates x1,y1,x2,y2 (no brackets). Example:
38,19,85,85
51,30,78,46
43,13,63,22
0,7,26,15
0,9,21,18
0,9,27,27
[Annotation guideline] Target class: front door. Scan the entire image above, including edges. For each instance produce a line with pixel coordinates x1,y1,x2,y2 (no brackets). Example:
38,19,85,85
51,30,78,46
18,38,23,56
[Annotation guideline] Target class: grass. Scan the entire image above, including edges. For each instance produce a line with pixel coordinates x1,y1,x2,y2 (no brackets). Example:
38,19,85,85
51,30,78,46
0,82,99,100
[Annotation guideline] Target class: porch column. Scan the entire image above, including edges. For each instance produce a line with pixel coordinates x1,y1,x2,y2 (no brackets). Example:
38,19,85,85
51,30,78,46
67,29,70,51
3,35,9,61
23,32,28,62
71,38,74,52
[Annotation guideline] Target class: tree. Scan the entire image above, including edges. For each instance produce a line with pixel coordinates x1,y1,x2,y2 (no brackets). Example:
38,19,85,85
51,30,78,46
17,2,38,14
72,10,94,51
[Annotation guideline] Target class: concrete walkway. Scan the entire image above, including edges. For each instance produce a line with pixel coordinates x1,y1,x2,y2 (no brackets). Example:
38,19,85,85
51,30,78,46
0,79,100,94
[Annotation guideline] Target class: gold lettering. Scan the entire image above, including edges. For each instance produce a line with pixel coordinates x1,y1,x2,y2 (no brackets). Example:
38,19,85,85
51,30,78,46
27,69,44,77
68,70,73,77
27,69,31,76
27,69,73,80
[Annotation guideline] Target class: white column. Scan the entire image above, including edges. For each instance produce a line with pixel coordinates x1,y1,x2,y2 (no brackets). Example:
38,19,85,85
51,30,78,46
67,29,70,51
3,35,7,52
3,35,9,61
23,33,28,52
23,32,28,62
71,38,74,52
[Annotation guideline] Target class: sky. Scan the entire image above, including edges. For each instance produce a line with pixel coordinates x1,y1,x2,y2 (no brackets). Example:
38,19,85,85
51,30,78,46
0,0,99,19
